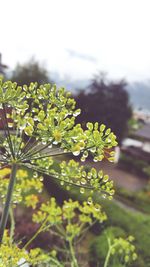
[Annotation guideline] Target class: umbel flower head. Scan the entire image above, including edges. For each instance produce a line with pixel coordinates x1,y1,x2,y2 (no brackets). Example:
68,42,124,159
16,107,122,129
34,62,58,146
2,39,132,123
0,78,117,199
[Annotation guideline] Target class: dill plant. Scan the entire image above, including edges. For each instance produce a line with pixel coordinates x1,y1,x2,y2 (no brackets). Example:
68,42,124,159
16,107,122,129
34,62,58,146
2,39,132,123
0,78,137,266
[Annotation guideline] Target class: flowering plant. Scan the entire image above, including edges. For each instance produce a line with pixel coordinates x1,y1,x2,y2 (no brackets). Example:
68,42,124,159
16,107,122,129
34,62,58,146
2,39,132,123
0,78,137,266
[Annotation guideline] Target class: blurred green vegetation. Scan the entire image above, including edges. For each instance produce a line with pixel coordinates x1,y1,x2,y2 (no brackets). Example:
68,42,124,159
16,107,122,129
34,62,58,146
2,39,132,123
97,199,150,267
119,153,150,179
10,58,51,85
43,172,150,267
115,186,150,214
90,226,136,267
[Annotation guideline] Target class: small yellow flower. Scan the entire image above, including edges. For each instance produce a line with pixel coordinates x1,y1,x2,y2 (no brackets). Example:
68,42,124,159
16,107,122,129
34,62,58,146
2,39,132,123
25,194,39,209
53,130,62,142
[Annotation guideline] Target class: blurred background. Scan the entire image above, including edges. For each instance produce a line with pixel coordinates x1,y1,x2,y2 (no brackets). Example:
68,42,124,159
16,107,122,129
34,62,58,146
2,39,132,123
0,0,150,266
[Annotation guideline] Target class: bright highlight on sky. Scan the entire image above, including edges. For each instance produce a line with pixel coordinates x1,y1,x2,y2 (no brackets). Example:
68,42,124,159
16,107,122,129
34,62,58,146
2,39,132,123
1,0,150,81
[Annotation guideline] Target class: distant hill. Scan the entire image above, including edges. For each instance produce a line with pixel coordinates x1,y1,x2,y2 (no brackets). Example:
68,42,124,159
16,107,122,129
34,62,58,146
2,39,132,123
51,72,150,111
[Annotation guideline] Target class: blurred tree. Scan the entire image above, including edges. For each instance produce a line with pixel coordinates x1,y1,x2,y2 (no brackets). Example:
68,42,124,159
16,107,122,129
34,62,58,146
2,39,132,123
0,53,8,76
76,73,132,143
11,58,51,85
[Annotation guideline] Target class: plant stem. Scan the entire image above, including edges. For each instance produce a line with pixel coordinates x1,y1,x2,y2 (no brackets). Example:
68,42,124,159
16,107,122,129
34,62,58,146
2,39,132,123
68,239,79,267
9,206,15,243
23,218,48,249
23,225,43,249
104,247,111,267
104,238,112,267
2,103,15,159
0,163,17,244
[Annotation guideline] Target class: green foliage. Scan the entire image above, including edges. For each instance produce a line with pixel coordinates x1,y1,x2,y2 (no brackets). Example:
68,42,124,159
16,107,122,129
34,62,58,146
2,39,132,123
90,226,125,264
90,226,137,267
99,199,150,266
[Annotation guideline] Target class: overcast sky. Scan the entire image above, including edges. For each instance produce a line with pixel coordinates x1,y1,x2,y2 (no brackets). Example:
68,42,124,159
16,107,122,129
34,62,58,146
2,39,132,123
1,0,150,81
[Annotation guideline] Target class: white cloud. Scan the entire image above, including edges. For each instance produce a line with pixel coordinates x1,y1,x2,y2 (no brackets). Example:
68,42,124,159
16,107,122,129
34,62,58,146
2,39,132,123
1,0,150,81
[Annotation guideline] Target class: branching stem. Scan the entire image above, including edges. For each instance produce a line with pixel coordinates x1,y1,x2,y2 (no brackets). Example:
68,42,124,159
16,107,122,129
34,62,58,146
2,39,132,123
104,237,117,267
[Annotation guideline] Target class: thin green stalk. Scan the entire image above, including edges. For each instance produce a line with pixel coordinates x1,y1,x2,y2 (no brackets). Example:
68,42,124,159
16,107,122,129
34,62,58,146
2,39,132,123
48,256,64,267
21,140,53,160
28,150,72,161
9,206,15,243
24,222,65,250
23,225,43,249
0,163,17,244
2,103,15,159
104,248,111,267
16,131,32,157
22,143,94,162
68,239,79,267
24,162,93,190
104,238,112,267
55,224,66,237
23,218,48,249
76,220,96,245
19,138,38,159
